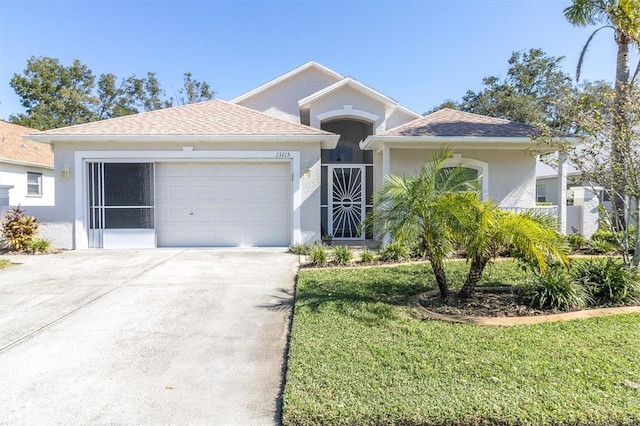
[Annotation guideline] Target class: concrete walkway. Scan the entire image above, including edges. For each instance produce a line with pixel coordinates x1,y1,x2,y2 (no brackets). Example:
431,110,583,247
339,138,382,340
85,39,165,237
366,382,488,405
0,249,298,425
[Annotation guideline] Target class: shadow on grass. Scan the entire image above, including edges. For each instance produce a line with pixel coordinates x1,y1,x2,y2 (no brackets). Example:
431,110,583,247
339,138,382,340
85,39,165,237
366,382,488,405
293,266,438,321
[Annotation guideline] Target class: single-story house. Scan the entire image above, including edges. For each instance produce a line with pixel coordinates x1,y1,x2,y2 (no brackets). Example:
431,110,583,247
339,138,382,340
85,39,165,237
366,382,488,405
26,61,571,249
0,121,54,209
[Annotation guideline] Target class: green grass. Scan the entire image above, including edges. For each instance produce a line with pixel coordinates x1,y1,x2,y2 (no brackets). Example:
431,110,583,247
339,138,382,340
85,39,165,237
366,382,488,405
0,259,12,269
283,261,640,425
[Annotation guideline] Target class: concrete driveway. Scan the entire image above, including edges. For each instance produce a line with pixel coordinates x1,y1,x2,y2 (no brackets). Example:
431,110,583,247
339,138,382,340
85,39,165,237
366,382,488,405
0,249,299,425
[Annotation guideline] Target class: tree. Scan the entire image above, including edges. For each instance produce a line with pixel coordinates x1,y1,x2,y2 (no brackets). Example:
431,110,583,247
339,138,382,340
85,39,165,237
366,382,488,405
171,72,216,105
9,56,98,129
564,0,640,229
547,84,640,266
365,150,479,299
9,56,215,130
457,202,568,298
457,49,574,129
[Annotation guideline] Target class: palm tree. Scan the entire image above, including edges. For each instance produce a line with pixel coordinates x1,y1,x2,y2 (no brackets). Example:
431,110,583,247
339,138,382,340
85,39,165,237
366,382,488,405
365,149,479,299
457,203,569,299
564,0,640,229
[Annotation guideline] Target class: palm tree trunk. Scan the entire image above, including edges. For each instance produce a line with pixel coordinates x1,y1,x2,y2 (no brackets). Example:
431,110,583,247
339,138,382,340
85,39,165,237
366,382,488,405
612,29,631,231
427,256,449,299
458,257,489,299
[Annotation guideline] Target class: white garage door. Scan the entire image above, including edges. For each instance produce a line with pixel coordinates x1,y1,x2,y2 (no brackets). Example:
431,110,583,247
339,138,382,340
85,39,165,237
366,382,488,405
155,162,291,247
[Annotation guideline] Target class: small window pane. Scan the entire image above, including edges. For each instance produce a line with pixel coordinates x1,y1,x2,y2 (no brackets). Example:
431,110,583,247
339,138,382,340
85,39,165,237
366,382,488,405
105,208,154,229
104,163,154,207
27,172,42,196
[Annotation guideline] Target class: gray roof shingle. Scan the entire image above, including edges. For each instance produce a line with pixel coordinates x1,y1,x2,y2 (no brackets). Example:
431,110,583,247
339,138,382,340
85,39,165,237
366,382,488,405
36,99,333,136
381,108,540,138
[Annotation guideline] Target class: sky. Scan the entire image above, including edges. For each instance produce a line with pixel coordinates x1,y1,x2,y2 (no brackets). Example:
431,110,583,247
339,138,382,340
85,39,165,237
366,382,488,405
0,0,635,121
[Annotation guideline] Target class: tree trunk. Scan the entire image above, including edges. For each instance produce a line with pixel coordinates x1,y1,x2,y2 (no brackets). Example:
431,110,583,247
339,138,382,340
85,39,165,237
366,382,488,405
458,257,488,299
428,257,449,299
612,30,631,231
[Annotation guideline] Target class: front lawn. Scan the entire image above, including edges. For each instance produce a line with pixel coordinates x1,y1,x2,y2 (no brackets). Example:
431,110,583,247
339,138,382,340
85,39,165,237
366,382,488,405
283,261,640,425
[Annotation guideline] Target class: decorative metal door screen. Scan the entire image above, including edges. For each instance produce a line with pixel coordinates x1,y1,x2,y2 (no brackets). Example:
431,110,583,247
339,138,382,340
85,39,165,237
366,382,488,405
330,166,365,239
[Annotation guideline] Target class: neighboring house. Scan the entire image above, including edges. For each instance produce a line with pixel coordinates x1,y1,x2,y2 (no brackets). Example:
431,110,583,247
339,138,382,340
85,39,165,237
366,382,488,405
26,61,568,249
0,121,54,209
535,154,601,238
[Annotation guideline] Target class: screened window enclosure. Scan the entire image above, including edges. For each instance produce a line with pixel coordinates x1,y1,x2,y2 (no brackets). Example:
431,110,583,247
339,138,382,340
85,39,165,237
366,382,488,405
87,162,155,248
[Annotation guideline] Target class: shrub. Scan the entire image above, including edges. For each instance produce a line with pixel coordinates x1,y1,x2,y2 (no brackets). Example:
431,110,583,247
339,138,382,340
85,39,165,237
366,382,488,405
332,245,353,265
28,238,51,253
588,239,617,254
565,233,587,252
379,241,409,262
289,242,322,256
359,248,375,264
571,257,640,305
1,206,39,251
309,245,328,266
526,266,590,310
590,229,617,245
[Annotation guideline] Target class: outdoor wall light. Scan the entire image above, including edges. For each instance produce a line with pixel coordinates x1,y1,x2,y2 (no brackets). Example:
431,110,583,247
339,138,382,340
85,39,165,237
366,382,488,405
60,162,71,179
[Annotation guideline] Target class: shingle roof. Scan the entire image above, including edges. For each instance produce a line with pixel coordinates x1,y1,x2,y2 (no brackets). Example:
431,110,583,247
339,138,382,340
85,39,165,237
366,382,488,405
381,108,540,138
37,99,333,136
0,121,52,167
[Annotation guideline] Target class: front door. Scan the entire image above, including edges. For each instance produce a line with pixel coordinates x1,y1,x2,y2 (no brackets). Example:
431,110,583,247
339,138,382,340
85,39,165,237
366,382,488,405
329,166,365,239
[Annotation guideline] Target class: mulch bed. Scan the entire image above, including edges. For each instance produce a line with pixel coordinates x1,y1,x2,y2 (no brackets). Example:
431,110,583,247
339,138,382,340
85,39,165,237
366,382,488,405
417,286,633,318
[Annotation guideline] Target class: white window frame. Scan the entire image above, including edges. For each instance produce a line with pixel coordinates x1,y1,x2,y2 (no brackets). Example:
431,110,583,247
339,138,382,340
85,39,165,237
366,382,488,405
536,184,547,203
26,171,43,197
442,155,489,200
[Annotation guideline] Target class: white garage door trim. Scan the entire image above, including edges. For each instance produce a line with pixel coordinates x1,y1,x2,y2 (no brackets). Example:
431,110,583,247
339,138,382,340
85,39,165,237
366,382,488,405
74,150,301,249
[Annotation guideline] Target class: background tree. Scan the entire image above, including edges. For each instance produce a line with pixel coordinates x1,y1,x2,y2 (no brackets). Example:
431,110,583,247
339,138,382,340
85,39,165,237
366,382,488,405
9,56,215,130
429,49,574,130
564,0,640,229
10,57,98,129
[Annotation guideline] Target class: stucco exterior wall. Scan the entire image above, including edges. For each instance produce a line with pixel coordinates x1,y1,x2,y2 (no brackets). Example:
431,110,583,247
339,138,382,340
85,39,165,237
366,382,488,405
235,68,340,124
386,148,536,208
47,140,323,249
0,163,55,206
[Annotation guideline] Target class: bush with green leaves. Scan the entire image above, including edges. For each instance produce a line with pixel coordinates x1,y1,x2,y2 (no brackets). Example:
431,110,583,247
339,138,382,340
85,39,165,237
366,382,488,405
571,257,640,305
332,245,353,265
379,241,410,263
28,238,51,254
526,265,590,310
359,248,375,264
565,233,587,252
588,239,618,254
308,245,328,266
1,206,39,251
590,229,618,245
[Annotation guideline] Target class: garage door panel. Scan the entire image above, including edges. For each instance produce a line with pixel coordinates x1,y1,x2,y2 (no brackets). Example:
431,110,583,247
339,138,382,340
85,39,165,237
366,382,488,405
156,162,291,247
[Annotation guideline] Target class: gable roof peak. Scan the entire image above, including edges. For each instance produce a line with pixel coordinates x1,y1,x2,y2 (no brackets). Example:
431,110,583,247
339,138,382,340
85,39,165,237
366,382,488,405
230,61,343,104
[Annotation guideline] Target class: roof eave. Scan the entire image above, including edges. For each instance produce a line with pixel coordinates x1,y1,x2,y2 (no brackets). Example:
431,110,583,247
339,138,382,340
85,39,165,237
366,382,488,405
0,157,54,169
26,133,341,149
360,136,581,152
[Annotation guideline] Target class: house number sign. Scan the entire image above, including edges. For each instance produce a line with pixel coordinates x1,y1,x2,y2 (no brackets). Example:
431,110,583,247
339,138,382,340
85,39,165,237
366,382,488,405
275,151,291,158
